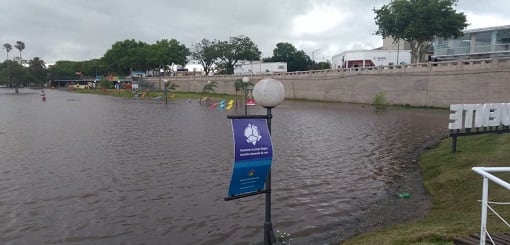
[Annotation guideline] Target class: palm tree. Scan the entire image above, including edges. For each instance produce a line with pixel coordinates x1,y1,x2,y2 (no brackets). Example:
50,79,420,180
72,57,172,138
234,79,253,110
200,81,217,104
15,41,25,64
28,57,47,87
3,43,12,60
234,79,244,110
164,80,179,104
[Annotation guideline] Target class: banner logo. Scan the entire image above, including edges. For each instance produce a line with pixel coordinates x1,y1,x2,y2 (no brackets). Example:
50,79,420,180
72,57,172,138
228,118,273,197
245,124,262,145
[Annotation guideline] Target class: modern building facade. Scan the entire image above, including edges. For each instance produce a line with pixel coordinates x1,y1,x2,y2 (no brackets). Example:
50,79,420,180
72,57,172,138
433,25,510,60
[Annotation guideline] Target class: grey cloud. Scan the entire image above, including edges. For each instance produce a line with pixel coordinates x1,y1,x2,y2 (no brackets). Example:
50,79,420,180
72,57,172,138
1,0,509,64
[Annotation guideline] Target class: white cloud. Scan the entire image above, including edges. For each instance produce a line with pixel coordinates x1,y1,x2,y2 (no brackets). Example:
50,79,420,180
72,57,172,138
464,11,510,30
291,3,349,36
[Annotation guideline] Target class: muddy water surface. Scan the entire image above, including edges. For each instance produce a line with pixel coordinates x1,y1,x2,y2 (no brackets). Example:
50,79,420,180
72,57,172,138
0,89,448,244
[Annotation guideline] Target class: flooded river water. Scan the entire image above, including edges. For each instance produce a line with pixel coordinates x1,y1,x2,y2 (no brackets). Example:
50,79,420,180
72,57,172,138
0,89,449,244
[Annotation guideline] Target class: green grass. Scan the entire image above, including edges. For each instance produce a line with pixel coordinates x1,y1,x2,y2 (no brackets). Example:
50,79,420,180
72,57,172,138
343,134,510,245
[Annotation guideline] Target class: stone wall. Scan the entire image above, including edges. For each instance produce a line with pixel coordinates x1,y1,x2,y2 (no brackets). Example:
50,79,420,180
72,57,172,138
147,57,510,108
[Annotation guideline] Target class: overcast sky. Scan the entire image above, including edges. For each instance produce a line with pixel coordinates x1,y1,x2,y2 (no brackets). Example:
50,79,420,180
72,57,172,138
2,0,510,65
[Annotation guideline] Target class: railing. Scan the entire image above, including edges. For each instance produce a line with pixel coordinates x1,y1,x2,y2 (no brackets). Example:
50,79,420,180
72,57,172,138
472,167,510,245
152,57,510,83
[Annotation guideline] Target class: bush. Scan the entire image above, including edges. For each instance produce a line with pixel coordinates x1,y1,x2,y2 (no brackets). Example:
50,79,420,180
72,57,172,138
373,92,387,108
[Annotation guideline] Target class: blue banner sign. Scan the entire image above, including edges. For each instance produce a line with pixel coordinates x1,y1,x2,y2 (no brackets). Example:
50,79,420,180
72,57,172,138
228,118,273,197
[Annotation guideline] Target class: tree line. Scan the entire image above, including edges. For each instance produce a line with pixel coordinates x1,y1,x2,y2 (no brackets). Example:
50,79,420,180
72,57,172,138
44,36,329,80
0,36,329,91
1,41,47,93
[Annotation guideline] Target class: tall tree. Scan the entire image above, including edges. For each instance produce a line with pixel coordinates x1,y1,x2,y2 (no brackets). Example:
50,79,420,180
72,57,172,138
0,60,28,94
3,43,12,60
15,41,25,64
217,36,261,74
374,0,467,62
233,79,253,110
147,39,189,75
271,42,313,72
102,39,149,75
47,60,82,80
27,57,47,87
200,81,217,103
191,39,221,75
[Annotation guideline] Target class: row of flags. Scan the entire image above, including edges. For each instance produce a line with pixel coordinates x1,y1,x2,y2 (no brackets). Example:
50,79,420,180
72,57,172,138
210,99,234,110
209,97,256,111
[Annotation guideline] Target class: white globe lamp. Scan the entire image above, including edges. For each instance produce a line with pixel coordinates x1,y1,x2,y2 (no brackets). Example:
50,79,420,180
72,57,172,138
252,78,285,108
251,77,285,244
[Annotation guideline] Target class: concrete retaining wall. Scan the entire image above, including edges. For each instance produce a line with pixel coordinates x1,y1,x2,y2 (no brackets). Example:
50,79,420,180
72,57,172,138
147,57,510,108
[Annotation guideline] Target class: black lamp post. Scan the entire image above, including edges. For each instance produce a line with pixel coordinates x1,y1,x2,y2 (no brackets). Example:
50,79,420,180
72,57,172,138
252,78,285,245
163,79,168,104
242,76,250,115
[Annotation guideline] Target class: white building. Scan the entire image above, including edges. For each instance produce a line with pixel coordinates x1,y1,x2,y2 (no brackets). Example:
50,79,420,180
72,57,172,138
234,61,287,75
331,49,411,69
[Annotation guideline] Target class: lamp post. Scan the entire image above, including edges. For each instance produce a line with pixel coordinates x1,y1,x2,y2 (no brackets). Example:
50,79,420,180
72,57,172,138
163,79,168,104
252,78,285,245
242,76,250,115
94,63,97,91
312,49,321,62
159,68,162,92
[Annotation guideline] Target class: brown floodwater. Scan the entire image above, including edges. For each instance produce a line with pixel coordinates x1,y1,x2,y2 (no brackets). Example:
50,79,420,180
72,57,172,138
0,88,449,244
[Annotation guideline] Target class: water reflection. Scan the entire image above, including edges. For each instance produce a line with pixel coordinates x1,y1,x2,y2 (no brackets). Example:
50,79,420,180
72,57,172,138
0,89,448,244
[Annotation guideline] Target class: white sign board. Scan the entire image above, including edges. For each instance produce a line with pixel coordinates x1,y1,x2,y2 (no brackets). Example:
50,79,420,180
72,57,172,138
448,103,510,130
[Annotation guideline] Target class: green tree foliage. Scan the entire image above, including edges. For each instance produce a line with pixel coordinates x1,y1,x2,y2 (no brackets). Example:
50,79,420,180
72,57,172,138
374,0,467,62
99,79,113,89
165,80,179,91
270,42,313,72
102,39,150,75
202,81,217,94
199,81,217,104
216,36,261,74
47,61,82,80
0,60,28,93
3,43,12,60
234,79,244,109
191,39,221,75
48,59,110,80
311,61,332,70
27,57,47,87
101,39,189,76
15,41,25,62
146,39,189,75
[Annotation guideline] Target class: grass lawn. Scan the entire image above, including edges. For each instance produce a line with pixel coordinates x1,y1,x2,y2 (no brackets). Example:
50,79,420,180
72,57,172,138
343,134,510,245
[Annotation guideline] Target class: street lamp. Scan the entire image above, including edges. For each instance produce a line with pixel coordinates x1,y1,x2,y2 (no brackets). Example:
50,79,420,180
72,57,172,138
242,76,250,115
312,48,321,62
252,78,285,245
163,79,168,104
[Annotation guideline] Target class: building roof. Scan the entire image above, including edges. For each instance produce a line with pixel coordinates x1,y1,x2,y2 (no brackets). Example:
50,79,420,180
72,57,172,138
463,25,510,34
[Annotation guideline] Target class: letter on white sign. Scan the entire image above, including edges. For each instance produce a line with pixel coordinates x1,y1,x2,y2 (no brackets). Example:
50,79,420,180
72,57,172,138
448,104,463,130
